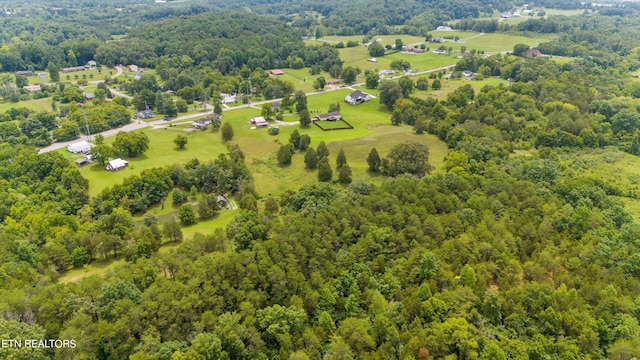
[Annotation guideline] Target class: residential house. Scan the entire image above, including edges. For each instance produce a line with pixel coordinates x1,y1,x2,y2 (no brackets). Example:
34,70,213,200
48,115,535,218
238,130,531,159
314,112,342,121
344,91,371,105
432,49,448,55
83,92,95,101
87,60,97,67
67,141,94,154
368,58,378,63
269,69,284,76
23,85,41,92
250,116,269,128
133,73,142,80
436,26,452,31
379,69,395,76
221,93,236,104
137,109,155,119
105,158,128,171
15,70,33,76
129,65,139,72
192,118,211,130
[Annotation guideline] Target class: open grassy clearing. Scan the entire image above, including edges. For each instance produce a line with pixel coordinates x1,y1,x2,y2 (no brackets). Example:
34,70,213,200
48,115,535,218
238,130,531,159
430,33,552,54
312,34,426,46
558,147,640,200
412,77,509,100
62,89,449,198
338,46,456,77
0,97,52,113
59,257,126,284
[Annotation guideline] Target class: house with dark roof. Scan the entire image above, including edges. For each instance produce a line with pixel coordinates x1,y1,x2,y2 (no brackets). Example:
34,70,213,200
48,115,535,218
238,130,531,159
314,112,342,121
137,109,155,119
344,91,371,105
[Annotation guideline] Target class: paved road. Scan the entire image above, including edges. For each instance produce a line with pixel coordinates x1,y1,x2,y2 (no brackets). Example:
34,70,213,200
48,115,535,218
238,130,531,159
40,64,457,153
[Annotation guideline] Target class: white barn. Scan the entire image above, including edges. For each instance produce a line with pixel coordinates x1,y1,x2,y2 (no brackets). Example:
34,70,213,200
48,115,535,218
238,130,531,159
67,141,94,154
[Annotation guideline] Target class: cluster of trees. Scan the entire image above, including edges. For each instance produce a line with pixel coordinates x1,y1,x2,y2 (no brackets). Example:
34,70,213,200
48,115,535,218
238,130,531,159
3,146,640,358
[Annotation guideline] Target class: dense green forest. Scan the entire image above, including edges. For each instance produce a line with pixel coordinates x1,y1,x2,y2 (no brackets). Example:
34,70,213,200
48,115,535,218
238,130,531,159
4,0,640,359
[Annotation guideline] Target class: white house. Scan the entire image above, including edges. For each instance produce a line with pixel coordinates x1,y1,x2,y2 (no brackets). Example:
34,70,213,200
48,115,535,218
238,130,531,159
106,158,128,171
192,118,211,130
221,93,237,104
344,90,371,105
436,26,452,31
67,141,94,154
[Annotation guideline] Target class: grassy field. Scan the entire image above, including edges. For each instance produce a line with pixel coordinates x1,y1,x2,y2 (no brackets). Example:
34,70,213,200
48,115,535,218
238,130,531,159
0,97,52,113
312,35,426,46
63,89,449,198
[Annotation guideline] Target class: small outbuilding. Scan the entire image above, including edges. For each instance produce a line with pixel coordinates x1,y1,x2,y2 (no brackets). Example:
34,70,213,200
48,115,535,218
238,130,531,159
250,116,269,128
67,141,94,154
269,69,284,76
105,158,128,171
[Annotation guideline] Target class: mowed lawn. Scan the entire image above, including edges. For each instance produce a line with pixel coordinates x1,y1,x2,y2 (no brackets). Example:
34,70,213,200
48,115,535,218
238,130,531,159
63,89,449,198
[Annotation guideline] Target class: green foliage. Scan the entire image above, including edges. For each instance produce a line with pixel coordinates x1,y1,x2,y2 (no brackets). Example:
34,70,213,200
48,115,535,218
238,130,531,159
299,109,311,128
277,145,292,166
379,81,403,110
178,203,197,225
113,131,149,157
365,72,379,89
318,157,332,182
174,134,188,149
304,148,318,170
368,42,385,57
317,141,329,159
384,141,433,177
513,43,530,57
221,122,234,142
367,147,381,172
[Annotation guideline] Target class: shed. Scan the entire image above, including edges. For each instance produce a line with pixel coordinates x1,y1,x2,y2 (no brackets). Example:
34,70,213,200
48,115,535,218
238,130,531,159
75,158,89,166
269,69,284,76
105,158,128,171
67,141,94,154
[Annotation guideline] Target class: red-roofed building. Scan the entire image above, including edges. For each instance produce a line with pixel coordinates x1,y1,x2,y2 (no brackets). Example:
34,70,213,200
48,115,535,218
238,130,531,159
269,69,284,76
